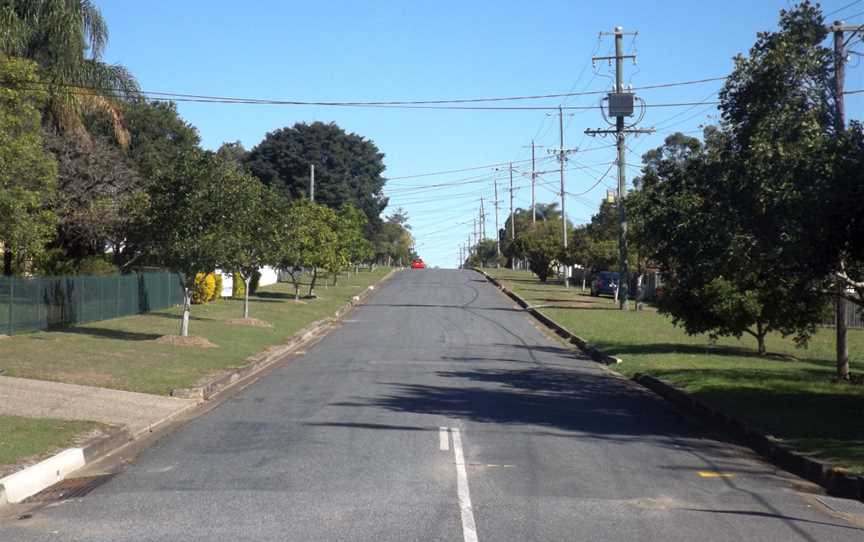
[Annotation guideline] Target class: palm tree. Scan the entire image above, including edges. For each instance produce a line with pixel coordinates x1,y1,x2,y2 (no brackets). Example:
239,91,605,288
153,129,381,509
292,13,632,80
0,0,139,145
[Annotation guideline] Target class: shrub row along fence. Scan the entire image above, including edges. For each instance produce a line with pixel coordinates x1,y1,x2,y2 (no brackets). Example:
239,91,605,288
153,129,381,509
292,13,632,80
0,272,184,335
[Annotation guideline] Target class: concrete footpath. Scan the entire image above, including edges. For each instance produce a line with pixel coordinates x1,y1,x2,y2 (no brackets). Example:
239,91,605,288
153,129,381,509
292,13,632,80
0,376,198,437
0,375,198,505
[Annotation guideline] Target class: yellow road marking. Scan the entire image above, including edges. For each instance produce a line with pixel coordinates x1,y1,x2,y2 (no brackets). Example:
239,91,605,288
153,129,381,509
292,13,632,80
698,471,735,478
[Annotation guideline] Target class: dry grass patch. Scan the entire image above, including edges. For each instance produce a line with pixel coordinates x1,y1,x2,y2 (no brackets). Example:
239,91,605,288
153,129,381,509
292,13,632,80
225,317,272,328
155,335,218,348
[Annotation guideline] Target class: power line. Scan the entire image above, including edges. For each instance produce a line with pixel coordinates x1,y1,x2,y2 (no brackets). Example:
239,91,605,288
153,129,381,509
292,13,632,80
565,163,617,197
384,156,543,180
828,0,864,17
1,76,728,107
385,146,614,181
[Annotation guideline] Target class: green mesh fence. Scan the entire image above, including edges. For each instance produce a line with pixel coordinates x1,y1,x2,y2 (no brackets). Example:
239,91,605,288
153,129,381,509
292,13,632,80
0,272,183,335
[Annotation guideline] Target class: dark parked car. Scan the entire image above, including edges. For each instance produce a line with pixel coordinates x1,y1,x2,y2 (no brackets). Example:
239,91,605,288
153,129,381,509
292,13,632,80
590,271,619,297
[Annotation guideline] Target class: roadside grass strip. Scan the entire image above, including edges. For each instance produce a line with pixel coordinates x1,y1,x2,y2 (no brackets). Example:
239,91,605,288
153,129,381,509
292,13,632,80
482,268,864,474
0,416,100,475
0,269,391,396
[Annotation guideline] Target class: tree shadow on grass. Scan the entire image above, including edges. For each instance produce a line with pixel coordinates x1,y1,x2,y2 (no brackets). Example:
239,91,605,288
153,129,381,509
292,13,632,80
143,312,217,322
590,341,779,361
538,304,621,311
57,326,162,341
535,297,609,305
253,291,303,301
591,341,846,370
364,303,521,312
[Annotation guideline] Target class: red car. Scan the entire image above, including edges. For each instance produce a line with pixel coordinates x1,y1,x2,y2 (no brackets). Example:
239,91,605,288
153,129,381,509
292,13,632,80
410,259,426,269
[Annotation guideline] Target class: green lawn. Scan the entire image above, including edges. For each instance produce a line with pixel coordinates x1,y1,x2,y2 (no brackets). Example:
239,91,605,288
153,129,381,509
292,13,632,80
484,268,864,474
0,416,100,474
0,268,392,396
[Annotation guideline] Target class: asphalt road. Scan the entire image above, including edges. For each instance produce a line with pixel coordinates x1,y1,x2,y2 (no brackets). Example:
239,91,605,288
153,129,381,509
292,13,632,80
3,269,862,541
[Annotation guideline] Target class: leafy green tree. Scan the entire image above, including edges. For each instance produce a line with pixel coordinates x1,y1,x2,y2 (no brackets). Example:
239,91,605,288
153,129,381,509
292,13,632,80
245,121,388,225
501,203,561,266
42,130,144,263
467,239,502,268
510,220,565,282
827,124,864,306
219,176,282,319
215,141,248,168
334,203,373,280
137,151,246,336
276,200,339,299
0,55,57,275
638,127,830,355
88,99,201,182
373,210,414,266
715,2,841,355
0,0,139,145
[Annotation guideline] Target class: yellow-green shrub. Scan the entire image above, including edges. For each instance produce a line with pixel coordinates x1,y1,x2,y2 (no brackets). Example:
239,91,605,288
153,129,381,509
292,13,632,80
232,272,246,300
192,272,216,304
213,273,223,300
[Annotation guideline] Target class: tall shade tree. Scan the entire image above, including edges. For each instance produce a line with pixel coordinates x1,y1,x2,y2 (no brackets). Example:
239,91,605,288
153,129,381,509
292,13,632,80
715,1,850,363
373,221,414,267
88,99,201,182
42,130,143,262
0,55,57,275
0,0,139,145
245,121,388,226
139,151,243,337
638,128,831,355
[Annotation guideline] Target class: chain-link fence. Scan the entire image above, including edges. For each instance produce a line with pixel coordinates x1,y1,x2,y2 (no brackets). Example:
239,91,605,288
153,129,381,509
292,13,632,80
824,298,864,329
0,272,183,335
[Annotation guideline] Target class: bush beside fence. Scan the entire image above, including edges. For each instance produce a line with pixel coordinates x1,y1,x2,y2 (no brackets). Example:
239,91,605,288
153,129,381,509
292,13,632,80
0,272,184,335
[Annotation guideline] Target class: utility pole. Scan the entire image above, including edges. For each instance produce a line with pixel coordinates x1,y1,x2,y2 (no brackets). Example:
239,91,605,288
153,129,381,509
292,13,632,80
509,163,515,242
480,196,486,240
310,164,315,202
586,26,654,310
830,20,860,380
522,141,546,225
494,179,501,256
532,141,537,224
473,217,478,248
558,107,570,288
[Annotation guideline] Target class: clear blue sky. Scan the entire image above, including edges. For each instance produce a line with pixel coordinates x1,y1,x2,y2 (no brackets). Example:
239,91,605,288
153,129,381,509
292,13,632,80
99,0,864,268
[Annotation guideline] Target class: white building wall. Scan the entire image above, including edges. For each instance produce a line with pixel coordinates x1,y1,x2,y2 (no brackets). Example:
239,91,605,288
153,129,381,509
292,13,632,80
258,266,278,287
215,267,277,297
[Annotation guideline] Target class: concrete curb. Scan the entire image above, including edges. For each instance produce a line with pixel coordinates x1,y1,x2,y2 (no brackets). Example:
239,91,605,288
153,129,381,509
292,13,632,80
634,373,864,502
0,425,131,506
0,268,399,508
171,268,398,401
472,268,622,365
471,268,863,503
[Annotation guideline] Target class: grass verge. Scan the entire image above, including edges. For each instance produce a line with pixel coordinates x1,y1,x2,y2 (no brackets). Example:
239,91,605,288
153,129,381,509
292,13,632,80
0,268,391,396
484,268,864,474
0,416,100,476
